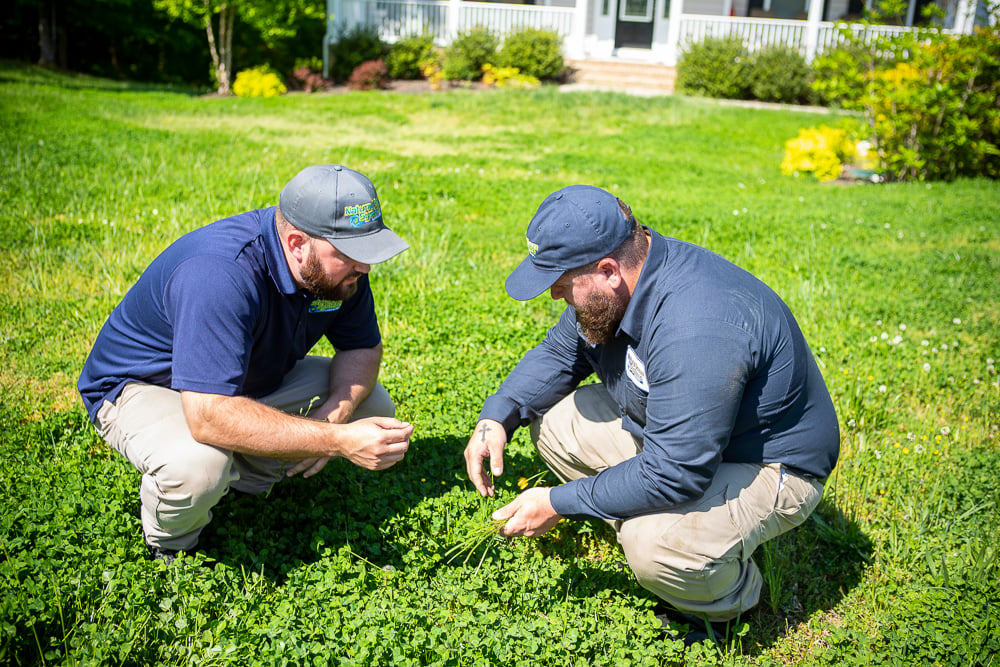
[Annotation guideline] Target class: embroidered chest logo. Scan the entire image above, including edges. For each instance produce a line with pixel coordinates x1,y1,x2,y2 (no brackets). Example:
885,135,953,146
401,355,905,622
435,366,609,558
309,299,342,313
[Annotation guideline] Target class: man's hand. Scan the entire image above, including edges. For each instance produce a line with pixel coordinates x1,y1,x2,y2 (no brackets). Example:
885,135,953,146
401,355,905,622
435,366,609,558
464,419,507,497
493,487,562,537
335,416,413,470
285,457,330,478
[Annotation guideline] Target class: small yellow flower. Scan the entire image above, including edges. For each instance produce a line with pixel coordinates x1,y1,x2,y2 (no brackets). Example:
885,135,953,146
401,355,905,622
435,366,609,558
517,477,529,490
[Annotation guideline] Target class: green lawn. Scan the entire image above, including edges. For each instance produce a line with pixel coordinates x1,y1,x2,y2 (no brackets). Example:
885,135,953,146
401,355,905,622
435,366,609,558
1,60,998,665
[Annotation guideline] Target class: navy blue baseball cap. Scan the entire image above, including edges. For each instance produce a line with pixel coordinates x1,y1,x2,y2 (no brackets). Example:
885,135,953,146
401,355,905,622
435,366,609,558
505,185,631,301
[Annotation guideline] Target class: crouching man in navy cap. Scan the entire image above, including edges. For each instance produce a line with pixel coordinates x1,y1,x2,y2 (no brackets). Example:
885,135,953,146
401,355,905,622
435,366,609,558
464,185,839,639
79,165,413,563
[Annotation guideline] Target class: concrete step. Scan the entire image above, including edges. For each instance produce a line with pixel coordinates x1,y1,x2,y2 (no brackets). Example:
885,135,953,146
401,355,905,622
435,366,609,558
565,59,677,94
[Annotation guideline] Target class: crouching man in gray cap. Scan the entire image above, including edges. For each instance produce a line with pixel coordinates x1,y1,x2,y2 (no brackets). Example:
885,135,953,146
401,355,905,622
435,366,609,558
464,185,839,636
79,165,413,563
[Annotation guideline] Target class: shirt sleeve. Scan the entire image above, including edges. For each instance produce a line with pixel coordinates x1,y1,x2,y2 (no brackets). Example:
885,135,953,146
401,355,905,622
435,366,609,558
549,319,753,520
480,307,594,439
325,275,382,351
164,256,260,396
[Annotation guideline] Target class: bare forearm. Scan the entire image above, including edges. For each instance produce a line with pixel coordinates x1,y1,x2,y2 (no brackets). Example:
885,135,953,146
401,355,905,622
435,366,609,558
314,345,383,423
182,391,341,460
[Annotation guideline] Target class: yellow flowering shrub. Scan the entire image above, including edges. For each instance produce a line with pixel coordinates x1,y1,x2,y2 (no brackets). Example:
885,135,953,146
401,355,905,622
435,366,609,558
481,63,540,89
232,66,287,98
781,126,857,182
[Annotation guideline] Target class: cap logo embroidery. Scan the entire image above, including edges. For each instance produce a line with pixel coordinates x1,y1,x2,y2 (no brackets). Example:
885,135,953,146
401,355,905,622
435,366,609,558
344,198,381,228
526,237,539,256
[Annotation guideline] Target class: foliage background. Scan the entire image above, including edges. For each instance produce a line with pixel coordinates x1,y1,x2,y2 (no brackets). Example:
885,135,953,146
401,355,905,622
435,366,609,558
1,62,998,665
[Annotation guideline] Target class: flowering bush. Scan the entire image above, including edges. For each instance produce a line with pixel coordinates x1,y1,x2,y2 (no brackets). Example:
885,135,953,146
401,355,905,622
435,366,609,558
232,66,287,98
810,23,1000,181
481,64,540,89
781,126,857,182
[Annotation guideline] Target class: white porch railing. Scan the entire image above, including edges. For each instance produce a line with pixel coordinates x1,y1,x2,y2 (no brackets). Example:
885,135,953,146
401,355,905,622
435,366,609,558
354,0,576,43
679,15,921,55
329,0,962,72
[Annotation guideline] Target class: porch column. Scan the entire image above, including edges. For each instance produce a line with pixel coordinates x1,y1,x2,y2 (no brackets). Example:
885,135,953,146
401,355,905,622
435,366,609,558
804,0,824,63
324,0,342,79
448,0,462,40
953,0,977,33
665,0,684,65
569,0,588,59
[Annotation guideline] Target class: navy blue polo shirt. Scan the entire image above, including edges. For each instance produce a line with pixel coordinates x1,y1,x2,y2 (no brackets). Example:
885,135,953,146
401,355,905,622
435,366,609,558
78,206,381,421
480,229,840,521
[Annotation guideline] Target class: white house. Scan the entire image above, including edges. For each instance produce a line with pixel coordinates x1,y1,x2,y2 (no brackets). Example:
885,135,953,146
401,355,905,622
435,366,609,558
325,0,991,74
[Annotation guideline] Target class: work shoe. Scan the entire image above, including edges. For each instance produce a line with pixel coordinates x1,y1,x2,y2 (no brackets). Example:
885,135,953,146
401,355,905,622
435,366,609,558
654,606,730,646
142,529,179,564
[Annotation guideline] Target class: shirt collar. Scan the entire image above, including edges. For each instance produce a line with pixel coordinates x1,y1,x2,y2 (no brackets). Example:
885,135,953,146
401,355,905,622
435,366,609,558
617,227,665,342
261,206,300,296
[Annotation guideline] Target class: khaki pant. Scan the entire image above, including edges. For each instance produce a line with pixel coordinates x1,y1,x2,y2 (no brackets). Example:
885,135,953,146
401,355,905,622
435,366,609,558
532,384,824,622
94,356,395,552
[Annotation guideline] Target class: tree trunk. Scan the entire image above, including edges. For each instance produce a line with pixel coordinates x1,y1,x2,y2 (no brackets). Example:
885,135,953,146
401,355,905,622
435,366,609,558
37,0,57,66
204,0,231,94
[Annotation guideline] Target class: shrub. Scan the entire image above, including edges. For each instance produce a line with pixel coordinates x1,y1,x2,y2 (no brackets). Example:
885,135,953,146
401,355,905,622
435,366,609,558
481,63,540,89
387,34,437,80
232,66,286,97
815,25,1000,181
780,125,858,182
328,25,387,84
347,59,390,90
442,26,499,81
749,46,814,104
496,28,565,81
289,57,330,93
810,41,880,108
676,36,752,99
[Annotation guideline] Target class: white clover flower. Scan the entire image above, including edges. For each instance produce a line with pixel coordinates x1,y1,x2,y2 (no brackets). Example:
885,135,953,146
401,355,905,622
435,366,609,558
923,363,931,371
940,426,951,435
881,332,889,340
152,209,158,216
922,340,929,346
733,210,740,216
899,324,906,331
953,318,961,324
915,444,925,454
875,450,882,460
871,336,878,343
878,385,887,393
891,336,902,345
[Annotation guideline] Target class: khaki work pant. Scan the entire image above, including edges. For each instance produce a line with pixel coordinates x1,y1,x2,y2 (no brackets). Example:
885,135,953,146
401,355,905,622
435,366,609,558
94,356,395,552
531,384,825,622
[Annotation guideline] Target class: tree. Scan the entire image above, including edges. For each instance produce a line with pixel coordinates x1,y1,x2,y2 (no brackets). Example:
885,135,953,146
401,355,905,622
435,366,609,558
153,0,323,95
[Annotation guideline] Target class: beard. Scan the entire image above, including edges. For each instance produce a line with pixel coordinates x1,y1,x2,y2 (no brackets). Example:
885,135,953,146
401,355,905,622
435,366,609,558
300,250,361,301
575,289,627,345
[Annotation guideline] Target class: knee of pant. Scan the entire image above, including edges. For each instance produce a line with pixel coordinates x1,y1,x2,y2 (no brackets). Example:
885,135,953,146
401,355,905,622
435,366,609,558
154,446,234,500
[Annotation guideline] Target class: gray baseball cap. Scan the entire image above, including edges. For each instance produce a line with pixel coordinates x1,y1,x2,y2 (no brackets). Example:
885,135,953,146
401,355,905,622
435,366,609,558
279,165,409,264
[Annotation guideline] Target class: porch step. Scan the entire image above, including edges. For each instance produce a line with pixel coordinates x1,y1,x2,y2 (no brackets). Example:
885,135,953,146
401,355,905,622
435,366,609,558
564,59,677,95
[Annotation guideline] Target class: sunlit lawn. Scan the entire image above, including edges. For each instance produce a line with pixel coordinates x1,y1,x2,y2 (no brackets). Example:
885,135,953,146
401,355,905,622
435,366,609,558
1,61,998,665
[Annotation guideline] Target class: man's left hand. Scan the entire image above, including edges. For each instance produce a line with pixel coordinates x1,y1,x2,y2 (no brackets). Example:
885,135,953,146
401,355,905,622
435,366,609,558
492,487,562,537
286,457,331,478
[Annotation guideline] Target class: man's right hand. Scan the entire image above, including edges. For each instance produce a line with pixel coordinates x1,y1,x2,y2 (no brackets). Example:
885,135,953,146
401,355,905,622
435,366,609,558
464,418,506,497
334,416,413,471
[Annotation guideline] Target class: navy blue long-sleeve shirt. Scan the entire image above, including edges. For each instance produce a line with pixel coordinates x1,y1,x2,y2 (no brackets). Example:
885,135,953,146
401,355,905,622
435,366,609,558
480,230,840,521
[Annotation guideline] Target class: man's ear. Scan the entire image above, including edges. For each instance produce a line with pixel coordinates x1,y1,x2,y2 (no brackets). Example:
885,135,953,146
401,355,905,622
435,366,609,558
285,229,310,261
596,257,623,289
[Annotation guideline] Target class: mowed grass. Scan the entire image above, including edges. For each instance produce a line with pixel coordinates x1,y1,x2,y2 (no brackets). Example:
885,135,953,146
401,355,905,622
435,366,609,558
1,60,998,665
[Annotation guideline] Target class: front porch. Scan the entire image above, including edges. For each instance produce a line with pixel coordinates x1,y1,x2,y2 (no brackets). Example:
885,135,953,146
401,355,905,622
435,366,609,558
325,0,990,77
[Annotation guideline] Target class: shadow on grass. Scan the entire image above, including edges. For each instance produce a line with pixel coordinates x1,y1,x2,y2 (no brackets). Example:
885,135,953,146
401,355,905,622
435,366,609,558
197,434,471,579
0,59,206,95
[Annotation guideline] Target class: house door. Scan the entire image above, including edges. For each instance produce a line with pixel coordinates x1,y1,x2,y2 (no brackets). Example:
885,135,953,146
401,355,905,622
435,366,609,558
615,0,654,49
